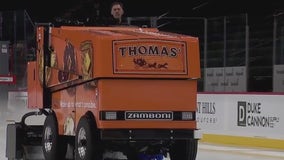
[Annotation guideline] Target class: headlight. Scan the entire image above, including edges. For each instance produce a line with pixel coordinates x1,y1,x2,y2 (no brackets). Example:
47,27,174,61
182,112,193,120
105,111,117,120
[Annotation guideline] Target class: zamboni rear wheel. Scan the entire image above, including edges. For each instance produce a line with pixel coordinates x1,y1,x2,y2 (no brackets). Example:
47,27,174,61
75,114,103,160
42,114,67,160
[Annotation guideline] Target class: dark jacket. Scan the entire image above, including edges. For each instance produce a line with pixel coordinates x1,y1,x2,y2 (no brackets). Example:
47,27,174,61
107,17,128,26
84,16,128,26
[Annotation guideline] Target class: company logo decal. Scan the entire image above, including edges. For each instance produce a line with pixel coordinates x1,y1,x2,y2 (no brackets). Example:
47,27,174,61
237,101,280,128
125,111,173,120
113,39,187,74
197,101,217,124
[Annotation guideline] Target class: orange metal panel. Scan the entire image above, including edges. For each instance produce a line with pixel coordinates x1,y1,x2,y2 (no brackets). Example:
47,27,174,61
27,61,38,108
98,79,197,111
98,121,196,129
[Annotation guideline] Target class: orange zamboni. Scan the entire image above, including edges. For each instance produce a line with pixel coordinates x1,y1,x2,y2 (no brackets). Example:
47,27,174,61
6,23,201,160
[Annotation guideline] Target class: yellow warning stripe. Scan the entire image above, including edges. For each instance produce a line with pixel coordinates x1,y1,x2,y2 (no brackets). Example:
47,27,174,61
200,134,284,150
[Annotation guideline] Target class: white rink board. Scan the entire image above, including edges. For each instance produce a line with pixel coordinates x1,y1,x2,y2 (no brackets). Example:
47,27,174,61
197,93,284,140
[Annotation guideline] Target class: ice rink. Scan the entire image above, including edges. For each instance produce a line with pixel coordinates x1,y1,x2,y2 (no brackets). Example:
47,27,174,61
1,86,284,160
197,143,284,160
2,123,284,160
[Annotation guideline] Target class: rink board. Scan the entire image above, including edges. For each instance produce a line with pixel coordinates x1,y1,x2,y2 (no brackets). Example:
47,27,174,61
197,92,284,150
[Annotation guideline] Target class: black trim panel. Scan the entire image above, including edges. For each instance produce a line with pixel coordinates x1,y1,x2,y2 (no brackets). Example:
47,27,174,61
100,129,195,140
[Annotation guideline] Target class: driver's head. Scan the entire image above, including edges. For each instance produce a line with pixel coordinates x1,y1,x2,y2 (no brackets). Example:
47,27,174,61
111,1,124,20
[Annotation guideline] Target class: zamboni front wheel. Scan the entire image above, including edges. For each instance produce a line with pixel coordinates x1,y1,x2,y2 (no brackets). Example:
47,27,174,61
169,139,198,160
42,114,67,160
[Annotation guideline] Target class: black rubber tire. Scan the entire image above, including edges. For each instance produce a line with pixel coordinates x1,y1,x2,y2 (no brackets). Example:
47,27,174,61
42,114,67,160
169,139,198,160
126,150,138,160
75,115,102,160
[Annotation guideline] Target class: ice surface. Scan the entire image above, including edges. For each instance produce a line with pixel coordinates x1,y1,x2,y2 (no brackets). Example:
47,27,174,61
197,143,284,160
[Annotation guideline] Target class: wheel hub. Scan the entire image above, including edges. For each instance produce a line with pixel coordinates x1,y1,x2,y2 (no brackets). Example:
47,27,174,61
77,127,87,158
43,126,53,152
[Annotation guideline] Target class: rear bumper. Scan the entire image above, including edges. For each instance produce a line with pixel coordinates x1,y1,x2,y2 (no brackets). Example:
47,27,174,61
100,129,202,140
